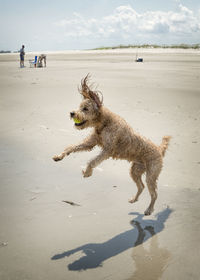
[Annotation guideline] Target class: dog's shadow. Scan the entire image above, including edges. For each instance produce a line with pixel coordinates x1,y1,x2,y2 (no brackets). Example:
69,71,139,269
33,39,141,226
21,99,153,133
51,208,172,271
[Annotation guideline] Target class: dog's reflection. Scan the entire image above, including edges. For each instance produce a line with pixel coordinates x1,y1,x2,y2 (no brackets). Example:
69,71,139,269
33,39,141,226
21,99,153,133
128,218,170,280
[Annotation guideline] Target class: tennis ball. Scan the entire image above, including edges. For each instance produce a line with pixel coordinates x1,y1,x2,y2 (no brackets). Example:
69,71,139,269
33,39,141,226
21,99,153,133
73,118,81,124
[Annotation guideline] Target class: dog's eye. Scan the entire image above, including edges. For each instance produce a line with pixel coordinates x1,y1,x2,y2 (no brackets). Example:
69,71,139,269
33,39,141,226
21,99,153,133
82,107,88,112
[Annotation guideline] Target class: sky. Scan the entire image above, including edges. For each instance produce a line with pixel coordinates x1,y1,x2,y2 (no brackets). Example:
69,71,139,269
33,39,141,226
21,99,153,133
0,0,200,51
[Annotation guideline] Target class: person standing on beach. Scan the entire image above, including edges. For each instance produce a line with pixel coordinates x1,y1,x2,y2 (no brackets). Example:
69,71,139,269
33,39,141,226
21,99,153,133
20,45,25,68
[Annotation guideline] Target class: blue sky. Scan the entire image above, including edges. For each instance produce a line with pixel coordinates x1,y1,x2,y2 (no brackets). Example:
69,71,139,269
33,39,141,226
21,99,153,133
0,0,200,51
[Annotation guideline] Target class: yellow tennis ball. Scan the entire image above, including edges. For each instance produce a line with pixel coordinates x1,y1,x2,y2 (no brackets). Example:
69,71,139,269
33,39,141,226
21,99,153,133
73,118,81,124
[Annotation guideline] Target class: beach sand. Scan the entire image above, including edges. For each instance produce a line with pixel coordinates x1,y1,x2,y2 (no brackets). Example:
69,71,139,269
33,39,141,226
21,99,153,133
0,49,200,280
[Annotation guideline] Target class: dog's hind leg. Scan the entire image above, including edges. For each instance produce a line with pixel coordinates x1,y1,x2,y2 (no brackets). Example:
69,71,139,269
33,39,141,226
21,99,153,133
129,162,145,203
144,161,162,215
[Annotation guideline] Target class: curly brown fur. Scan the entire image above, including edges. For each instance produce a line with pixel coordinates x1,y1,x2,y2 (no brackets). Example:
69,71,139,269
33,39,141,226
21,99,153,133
53,75,171,215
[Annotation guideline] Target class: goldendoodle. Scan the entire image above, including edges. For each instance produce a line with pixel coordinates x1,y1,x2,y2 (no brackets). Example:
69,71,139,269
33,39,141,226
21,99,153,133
53,74,171,215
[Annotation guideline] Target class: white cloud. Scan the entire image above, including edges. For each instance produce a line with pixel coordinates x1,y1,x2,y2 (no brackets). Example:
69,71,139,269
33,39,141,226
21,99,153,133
54,4,200,43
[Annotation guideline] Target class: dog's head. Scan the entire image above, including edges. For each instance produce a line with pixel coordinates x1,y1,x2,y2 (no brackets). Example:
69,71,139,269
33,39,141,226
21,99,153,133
70,74,103,130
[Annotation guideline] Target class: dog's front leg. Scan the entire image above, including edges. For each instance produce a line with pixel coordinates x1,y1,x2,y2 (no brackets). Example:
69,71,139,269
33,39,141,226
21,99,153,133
53,134,97,162
83,150,109,178
52,144,76,161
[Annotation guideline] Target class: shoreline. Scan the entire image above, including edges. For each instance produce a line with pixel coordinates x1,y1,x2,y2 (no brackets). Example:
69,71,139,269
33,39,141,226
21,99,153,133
0,47,200,57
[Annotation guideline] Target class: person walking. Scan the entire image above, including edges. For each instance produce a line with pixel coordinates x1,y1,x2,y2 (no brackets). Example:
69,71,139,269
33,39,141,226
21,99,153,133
20,45,25,68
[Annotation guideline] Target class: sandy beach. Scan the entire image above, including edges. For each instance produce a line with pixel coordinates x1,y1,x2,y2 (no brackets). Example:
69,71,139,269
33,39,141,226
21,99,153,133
0,49,200,280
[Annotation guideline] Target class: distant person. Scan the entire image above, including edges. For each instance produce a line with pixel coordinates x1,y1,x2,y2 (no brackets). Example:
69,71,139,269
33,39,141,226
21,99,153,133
20,45,25,68
37,54,46,67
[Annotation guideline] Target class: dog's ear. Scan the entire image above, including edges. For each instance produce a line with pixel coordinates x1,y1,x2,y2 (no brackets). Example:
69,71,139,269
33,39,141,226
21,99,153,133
79,74,91,99
79,74,103,109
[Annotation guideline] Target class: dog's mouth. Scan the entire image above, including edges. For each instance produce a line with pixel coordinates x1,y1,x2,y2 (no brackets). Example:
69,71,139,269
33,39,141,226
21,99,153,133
72,117,87,127
74,120,87,127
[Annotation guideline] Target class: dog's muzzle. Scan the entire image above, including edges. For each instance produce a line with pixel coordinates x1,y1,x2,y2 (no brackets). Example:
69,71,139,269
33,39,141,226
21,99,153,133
70,112,75,118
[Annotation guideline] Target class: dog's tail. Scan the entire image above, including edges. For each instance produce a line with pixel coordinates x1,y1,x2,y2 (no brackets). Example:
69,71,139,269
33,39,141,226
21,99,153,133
160,136,171,156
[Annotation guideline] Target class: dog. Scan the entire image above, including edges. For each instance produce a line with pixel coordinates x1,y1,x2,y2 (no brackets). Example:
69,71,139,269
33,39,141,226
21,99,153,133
53,74,171,215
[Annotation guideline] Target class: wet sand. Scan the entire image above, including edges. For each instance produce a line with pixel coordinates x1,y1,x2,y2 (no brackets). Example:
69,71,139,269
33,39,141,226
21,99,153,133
0,49,200,280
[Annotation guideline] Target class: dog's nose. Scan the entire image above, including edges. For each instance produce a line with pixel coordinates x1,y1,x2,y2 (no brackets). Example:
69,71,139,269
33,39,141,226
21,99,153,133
70,112,75,118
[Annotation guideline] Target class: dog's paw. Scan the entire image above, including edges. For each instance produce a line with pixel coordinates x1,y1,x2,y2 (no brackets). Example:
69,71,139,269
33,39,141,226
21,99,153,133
82,168,93,178
52,155,62,162
144,207,153,216
128,198,137,204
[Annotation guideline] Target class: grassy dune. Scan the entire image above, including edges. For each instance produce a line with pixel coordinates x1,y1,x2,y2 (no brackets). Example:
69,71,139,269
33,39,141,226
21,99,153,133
93,43,200,50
